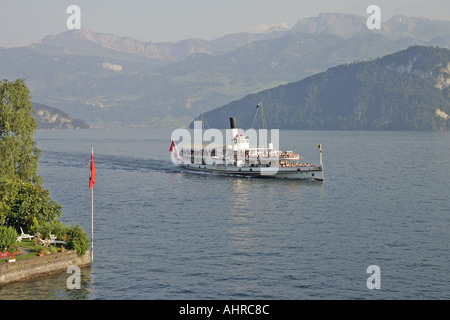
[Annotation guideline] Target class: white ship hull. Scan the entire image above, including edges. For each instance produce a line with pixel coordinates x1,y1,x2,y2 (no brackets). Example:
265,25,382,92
180,163,324,181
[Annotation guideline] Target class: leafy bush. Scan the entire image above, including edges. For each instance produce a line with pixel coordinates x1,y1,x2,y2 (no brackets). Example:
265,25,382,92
0,177,63,232
49,220,70,240
30,216,39,234
33,244,46,254
36,220,69,240
66,225,90,256
0,225,18,251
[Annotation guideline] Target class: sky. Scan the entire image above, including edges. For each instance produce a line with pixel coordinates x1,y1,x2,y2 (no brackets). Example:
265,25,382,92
1,0,450,48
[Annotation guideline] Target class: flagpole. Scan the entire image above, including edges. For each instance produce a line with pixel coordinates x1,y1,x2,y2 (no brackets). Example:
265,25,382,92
91,145,94,263
260,100,267,149
260,100,265,130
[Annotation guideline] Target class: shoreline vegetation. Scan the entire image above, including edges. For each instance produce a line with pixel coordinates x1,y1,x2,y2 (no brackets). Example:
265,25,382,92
1,79,91,285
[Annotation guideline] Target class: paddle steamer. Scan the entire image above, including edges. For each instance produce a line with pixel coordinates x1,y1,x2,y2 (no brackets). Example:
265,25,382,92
170,116,323,181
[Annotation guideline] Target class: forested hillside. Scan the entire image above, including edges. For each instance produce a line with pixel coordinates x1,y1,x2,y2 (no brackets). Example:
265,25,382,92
197,46,450,130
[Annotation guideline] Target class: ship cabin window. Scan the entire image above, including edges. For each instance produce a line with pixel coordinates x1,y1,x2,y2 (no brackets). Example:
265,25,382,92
234,137,249,144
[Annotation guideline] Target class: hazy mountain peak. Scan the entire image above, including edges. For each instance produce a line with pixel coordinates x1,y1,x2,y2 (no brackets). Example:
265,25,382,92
291,12,366,36
41,27,95,43
383,15,450,40
242,22,289,34
265,23,289,33
35,24,289,61
41,27,150,50
290,13,450,42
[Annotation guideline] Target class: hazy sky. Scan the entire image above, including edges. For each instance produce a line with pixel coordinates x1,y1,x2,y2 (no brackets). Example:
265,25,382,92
1,0,450,47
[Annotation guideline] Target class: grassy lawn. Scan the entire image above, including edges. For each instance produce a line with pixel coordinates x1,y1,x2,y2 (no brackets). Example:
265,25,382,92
15,239,39,260
1,239,66,263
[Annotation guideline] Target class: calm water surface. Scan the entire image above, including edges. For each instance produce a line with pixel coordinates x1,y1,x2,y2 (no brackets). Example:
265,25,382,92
0,128,449,300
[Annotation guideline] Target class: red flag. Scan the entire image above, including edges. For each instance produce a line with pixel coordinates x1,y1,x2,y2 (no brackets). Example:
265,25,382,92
169,140,179,158
89,151,96,189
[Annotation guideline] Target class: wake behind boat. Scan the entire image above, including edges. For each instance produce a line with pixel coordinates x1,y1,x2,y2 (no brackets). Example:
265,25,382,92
170,116,324,181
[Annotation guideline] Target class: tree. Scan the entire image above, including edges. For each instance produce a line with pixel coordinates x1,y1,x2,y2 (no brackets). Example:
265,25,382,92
0,176,63,232
0,79,88,254
0,225,18,251
0,79,41,184
0,79,62,233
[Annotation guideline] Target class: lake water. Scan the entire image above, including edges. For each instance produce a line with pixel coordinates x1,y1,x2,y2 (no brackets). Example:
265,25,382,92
1,128,449,300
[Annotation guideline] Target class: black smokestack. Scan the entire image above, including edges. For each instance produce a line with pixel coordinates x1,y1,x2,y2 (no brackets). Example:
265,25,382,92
229,117,237,129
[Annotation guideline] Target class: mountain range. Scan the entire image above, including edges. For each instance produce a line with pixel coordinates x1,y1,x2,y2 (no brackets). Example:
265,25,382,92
1,13,450,128
195,46,450,130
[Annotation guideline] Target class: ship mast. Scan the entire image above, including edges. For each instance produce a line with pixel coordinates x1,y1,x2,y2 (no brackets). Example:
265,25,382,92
260,100,265,130
250,100,268,151
260,100,267,150
199,106,209,133
251,100,265,129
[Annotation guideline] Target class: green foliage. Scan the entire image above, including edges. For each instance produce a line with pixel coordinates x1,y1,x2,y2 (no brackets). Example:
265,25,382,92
33,244,48,255
66,224,90,256
36,220,69,241
200,46,450,131
0,176,63,233
33,222,89,256
0,79,90,260
30,215,39,234
0,80,64,235
0,225,18,251
33,244,44,254
0,79,41,183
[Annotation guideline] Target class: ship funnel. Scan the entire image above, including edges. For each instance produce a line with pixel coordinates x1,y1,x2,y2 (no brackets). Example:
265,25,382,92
229,117,237,129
